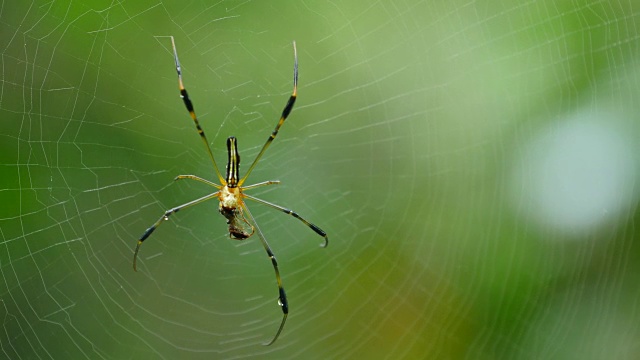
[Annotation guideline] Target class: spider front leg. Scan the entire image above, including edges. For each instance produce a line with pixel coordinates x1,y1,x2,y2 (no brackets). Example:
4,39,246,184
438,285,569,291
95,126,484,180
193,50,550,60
241,204,288,346
133,191,219,271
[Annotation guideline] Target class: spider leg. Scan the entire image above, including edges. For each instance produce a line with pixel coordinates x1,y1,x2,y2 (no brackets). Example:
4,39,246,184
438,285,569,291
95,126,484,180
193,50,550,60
241,180,281,191
169,36,225,184
241,204,288,346
243,194,328,248
238,41,298,186
174,174,222,189
133,191,220,271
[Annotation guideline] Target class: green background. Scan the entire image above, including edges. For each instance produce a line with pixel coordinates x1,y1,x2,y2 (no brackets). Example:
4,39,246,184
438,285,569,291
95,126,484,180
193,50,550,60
1,1,640,359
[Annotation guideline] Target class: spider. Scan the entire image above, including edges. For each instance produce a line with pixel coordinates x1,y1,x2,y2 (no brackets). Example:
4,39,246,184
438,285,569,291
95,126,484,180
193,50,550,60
133,37,328,346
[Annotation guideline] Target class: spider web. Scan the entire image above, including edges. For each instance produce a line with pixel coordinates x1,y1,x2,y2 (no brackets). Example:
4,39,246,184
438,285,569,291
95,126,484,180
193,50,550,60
2,1,640,359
